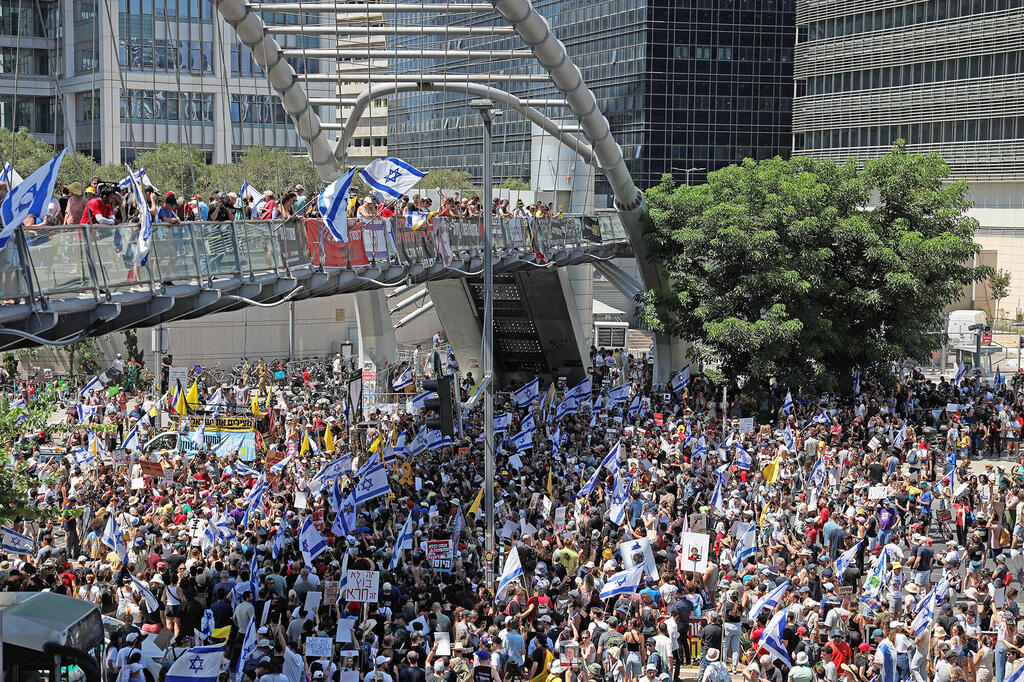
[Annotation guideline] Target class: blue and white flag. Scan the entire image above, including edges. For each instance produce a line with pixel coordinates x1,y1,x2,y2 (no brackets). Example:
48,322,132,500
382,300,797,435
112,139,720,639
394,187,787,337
577,466,603,498
955,360,967,385
782,389,793,415
878,640,898,682
748,580,789,622
910,587,936,636
496,546,524,599
781,426,795,451
834,540,862,579
759,606,792,667
131,574,161,612
165,644,225,682
352,463,391,504
607,383,631,405
80,375,103,398
555,397,578,422
411,390,436,412
808,456,827,488
360,156,426,201
1,525,35,555
691,435,708,463
240,182,266,215
893,422,907,449
426,429,452,450
494,413,512,434
393,367,414,391
102,514,128,562
318,167,358,242
0,149,67,250
0,162,24,187
599,565,645,599
122,425,141,452
709,471,725,509
514,378,540,407
272,519,287,559
608,471,629,525
734,444,752,470
813,410,832,425
511,428,534,452
520,414,537,436
70,447,95,469
853,369,861,396
248,551,261,600
118,168,154,190
671,364,690,392
735,523,756,567
390,511,414,570
242,482,265,528
407,427,428,457
127,166,154,266
600,440,624,475
626,394,642,420
299,516,328,563
234,461,258,479
863,546,890,598
236,618,257,677
566,377,591,400
332,494,357,537
191,419,207,448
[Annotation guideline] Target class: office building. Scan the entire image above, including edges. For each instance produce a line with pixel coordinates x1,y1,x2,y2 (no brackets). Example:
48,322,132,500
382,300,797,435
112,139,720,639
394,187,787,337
0,0,386,167
386,0,796,199
792,0,1024,317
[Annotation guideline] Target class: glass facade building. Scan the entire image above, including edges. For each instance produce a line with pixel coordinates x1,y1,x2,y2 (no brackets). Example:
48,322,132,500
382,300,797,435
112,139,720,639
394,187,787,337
792,0,1024,181
386,0,795,197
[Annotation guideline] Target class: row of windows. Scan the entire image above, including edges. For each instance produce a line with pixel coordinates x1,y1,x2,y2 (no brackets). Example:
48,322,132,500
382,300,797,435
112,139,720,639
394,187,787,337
117,0,213,22
120,89,214,123
75,40,98,75
0,95,56,133
76,92,100,122
230,94,289,126
801,0,1019,42
0,47,52,75
803,50,1024,96
230,44,320,76
671,45,792,63
0,0,57,36
120,38,214,75
350,137,386,148
800,115,1024,150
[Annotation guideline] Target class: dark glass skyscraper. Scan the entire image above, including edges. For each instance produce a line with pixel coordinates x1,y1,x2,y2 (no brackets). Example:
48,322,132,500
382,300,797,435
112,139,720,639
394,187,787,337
386,0,795,197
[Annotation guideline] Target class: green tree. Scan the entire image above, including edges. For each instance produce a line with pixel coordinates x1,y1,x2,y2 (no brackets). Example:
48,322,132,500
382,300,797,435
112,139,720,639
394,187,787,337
499,178,530,191
134,143,209,199
419,169,479,194
0,348,39,377
638,142,989,390
988,268,1011,322
207,145,320,197
0,391,60,522
122,329,144,364
0,126,98,189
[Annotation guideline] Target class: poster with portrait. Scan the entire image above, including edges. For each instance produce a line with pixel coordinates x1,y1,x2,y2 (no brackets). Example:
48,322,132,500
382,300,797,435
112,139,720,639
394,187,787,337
678,532,711,573
618,537,659,580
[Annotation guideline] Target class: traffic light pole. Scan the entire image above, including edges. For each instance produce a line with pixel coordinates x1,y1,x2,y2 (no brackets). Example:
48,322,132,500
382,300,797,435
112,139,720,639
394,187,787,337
472,99,497,590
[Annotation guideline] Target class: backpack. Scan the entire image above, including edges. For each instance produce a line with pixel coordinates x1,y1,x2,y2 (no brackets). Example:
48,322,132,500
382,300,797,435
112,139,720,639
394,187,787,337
604,629,626,653
908,450,919,465
713,662,730,682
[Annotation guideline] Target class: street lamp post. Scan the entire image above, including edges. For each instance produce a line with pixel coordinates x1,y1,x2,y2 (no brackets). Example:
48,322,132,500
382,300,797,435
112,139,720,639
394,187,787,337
470,98,499,589
671,166,706,186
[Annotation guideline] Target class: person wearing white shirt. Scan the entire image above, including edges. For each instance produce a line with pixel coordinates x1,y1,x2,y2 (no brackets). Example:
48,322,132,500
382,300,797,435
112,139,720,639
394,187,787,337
364,656,395,682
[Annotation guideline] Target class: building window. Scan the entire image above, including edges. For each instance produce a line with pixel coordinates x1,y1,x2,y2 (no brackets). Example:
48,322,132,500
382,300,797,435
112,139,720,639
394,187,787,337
120,37,214,75
230,94,289,126
120,89,213,123
76,92,99,122
75,40,99,74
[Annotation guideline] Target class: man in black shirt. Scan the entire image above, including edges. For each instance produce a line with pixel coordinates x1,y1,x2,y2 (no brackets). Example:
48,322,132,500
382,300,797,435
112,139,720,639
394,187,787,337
399,651,427,682
697,612,724,679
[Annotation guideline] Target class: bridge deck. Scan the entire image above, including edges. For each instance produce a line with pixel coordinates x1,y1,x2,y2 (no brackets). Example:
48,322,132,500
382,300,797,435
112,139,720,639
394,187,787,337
0,213,631,349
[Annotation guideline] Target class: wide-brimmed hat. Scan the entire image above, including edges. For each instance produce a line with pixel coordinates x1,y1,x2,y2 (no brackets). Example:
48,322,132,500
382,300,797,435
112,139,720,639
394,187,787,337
706,648,720,662
68,182,83,196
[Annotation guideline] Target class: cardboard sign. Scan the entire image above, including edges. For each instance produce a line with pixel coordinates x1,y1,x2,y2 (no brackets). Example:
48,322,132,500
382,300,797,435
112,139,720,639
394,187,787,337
305,636,333,658
936,509,953,522
139,460,164,478
837,585,854,596
738,417,755,434
867,437,881,452
345,569,379,603
677,532,711,573
113,449,128,467
868,486,887,500
427,539,455,573
946,403,961,413
323,580,341,604
553,507,566,535
688,513,707,533
619,537,660,580
458,447,470,458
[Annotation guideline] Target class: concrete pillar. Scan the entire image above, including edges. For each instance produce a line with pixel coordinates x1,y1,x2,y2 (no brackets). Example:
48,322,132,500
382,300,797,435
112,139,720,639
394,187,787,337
212,12,233,164
426,279,482,375
98,0,120,164
354,289,397,367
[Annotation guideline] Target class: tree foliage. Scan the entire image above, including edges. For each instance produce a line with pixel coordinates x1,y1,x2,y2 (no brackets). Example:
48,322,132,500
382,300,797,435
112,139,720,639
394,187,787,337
639,142,989,390
419,169,480,194
499,178,531,191
988,268,1011,319
0,391,60,522
0,126,100,189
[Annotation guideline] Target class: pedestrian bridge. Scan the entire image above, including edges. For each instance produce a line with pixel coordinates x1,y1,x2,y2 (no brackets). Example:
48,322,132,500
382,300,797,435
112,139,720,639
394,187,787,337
0,213,631,352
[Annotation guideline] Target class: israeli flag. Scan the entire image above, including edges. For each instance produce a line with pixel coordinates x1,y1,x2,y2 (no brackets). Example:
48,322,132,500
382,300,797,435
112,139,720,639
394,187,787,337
359,156,426,201
808,456,827,488
670,364,690,392
781,389,793,415
608,383,631,405
853,369,861,396
191,420,207,448
511,428,534,452
496,546,524,599
1,525,35,554
494,413,512,434
519,414,537,436
131,574,161,612
626,394,642,420
70,447,95,469
332,494,357,537
735,524,756,567
352,463,390,504
893,422,907,449
566,377,591,400
576,465,603,498
748,579,790,622
272,518,288,559
513,378,540,407
118,168,154,190
270,454,293,477
555,397,578,422
812,410,832,425
299,516,328,563
955,360,967,385
122,425,141,452
408,427,428,457
781,427,795,451
248,552,261,600
234,461,258,479
165,644,226,682
760,606,792,667
411,390,437,412
0,149,66,250
426,429,452,450
734,444,752,470
608,471,629,525
242,483,265,528
910,587,936,636
126,166,154,266
236,618,258,677
393,367,414,391
600,565,645,599
834,540,862,579
691,435,707,463
390,511,415,570
80,375,103,398
878,640,898,682
318,167,358,242
709,471,725,509
0,162,24,187
102,514,128,562
600,440,624,475
240,182,266,215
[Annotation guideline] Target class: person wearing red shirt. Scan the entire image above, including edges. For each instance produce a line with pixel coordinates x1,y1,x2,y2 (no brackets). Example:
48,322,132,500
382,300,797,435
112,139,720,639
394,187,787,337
80,186,116,224
826,631,853,672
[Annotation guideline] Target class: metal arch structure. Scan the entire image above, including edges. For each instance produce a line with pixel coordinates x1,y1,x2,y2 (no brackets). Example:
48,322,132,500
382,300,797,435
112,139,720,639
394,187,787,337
211,0,658,290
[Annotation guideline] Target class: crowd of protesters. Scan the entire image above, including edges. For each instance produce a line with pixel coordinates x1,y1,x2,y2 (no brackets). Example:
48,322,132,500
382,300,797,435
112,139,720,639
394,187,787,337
4,350,1024,682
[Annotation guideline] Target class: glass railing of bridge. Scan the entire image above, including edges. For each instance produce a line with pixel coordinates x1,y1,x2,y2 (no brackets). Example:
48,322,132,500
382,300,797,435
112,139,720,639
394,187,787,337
26,225,100,296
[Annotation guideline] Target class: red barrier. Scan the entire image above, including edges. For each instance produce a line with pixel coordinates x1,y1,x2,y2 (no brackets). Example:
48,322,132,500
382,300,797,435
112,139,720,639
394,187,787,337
305,218,369,267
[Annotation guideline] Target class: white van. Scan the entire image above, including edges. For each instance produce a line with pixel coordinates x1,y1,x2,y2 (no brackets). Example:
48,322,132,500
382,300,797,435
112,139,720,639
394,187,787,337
947,309,988,347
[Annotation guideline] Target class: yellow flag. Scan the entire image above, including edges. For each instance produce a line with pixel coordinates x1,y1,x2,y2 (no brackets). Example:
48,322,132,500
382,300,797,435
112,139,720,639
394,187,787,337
300,431,310,456
250,392,261,417
369,434,382,454
547,470,553,498
762,455,780,485
90,432,98,456
174,380,188,415
185,380,199,409
542,383,556,410
265,390,272,411
324,425,334,451
467,484,484,517
759,503,770,528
